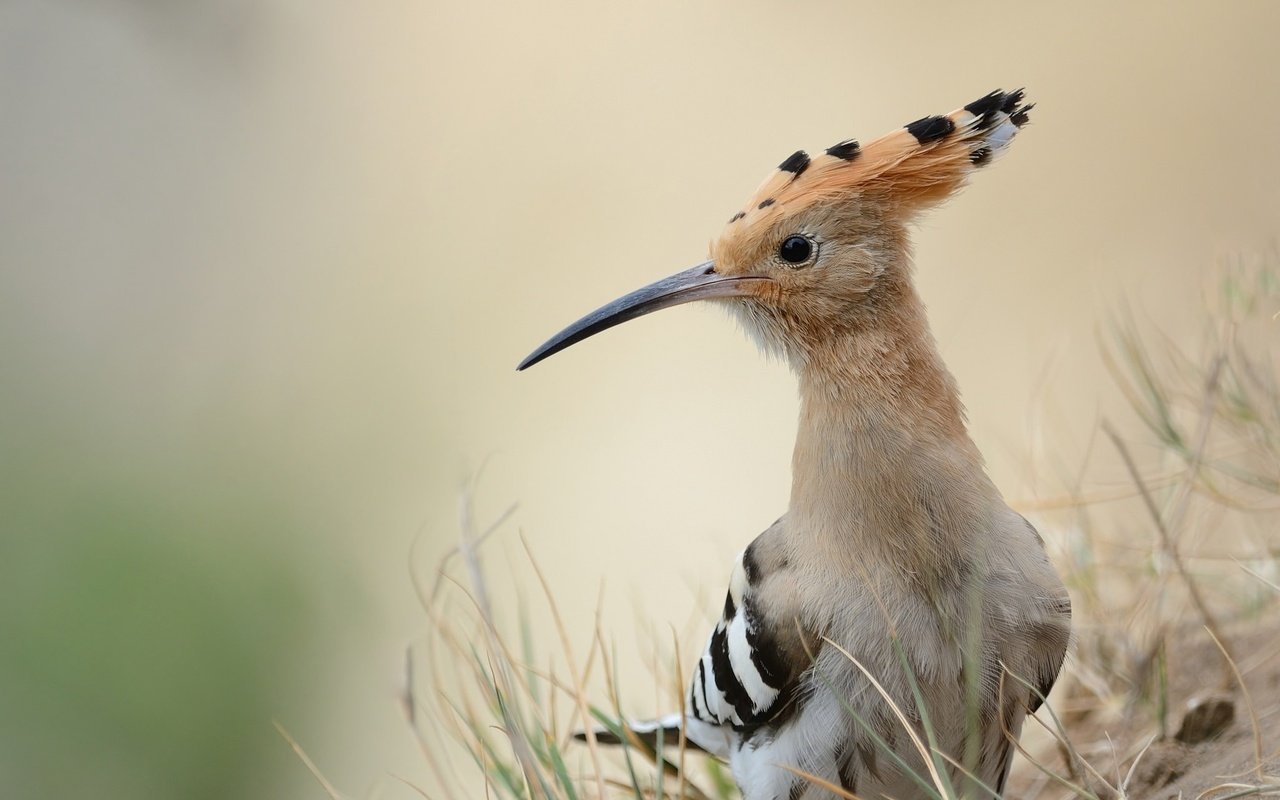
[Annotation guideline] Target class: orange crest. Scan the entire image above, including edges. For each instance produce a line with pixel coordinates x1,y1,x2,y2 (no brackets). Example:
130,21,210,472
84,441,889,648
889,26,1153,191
713,89,1032,262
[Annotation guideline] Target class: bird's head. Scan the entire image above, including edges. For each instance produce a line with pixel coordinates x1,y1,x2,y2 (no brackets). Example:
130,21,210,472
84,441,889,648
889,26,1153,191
517,90,1032,372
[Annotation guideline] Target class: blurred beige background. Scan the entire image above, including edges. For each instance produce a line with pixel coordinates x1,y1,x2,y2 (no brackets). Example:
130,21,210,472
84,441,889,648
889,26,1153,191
3,1,1279,797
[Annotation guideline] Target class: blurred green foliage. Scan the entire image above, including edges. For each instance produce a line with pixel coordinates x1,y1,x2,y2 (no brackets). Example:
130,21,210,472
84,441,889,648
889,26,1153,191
0,409,360,798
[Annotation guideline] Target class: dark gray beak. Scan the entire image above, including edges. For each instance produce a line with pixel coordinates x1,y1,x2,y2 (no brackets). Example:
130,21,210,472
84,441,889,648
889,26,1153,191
517,261,771,371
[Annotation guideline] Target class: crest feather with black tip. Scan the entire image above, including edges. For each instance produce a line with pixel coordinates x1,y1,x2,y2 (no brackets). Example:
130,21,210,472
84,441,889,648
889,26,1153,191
718,89,1033,237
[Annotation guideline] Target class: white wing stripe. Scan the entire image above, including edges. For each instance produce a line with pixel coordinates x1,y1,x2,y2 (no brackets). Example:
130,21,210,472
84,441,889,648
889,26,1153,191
727,612,780,715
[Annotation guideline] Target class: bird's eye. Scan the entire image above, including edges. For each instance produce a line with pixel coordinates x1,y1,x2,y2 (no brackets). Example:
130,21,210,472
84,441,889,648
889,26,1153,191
778,235,814,265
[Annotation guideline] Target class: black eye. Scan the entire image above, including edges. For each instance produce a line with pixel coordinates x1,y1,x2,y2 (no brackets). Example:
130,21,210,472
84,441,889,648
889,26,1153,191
778,235,813,264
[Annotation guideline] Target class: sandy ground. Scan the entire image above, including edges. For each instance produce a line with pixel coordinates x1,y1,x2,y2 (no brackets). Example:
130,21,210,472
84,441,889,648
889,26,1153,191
1008,619,1280,799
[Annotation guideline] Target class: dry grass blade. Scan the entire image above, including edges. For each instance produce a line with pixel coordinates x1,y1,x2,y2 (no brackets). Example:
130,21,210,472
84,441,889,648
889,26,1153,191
1001,733,1101,800
934,751,999,799
400,647,463,800
1197,782,1280,800
391,773,435,799
456,500,550,800
1103,421,1233,672
821,636,946,793
274,720,344,800
519,532,610,800
411,500,520,611
1239,562,1280,595
776,763,865,800
1002,671,1111,799
671,627,691,800
1205,625,1265,781
1118,734,1156,796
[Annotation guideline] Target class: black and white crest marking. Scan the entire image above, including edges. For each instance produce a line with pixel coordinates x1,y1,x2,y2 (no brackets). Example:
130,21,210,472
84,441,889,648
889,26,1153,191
964,90,1006,129
778,150,811,176
825,139,861,161
905,114,956,144
999,89,1026,114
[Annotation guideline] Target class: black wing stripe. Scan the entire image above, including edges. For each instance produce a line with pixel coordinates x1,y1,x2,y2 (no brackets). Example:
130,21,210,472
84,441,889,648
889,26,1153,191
744,598,789,691
696,659,712,720
710,626,756,723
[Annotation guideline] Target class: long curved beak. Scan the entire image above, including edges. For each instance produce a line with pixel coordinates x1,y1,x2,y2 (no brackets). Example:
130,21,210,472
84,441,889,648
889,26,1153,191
517,261,771,371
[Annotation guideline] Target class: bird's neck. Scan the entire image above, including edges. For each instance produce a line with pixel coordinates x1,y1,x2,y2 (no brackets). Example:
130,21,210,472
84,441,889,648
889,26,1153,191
787,279,994,570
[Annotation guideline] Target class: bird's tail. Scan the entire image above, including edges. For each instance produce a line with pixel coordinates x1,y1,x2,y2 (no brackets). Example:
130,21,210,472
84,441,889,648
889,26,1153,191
572,713,707,752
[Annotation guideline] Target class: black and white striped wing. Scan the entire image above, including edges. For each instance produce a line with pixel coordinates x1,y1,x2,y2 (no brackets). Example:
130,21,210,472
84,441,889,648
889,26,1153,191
688,547,805,741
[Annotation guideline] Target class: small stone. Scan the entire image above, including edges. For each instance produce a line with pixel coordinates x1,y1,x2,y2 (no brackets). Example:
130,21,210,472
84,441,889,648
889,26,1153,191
1175,693,1235,744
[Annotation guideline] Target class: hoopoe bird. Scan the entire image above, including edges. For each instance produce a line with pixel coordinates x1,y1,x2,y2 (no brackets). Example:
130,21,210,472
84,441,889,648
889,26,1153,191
518,90,1071,799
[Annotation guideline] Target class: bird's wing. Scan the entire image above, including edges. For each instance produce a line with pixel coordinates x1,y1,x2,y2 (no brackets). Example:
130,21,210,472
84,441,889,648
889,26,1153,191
1015,514,1072,714
573,524,813,762
688,529,815,745
1027,602,1072,714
